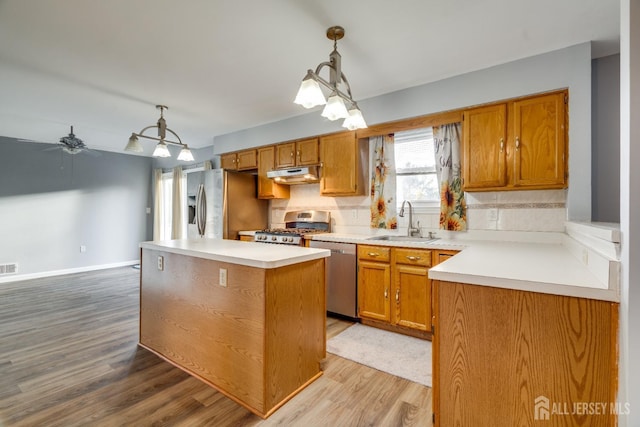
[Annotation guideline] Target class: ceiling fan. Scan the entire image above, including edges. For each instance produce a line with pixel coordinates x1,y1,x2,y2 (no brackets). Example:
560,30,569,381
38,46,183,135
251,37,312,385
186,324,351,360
19,126,98,156
55,126,94,155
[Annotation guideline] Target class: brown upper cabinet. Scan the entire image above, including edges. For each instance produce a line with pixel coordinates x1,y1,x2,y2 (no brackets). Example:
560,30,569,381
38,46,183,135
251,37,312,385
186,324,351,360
274,138,319,169
319,131,367,196
462,103,508,189
257,146,290,199
221,149,258,171
462,90,567,191
511,92,567,188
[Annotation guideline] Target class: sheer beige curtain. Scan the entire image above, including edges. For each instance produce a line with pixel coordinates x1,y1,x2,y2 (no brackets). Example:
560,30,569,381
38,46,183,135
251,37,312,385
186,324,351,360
152,169,163,240
171,166,185,239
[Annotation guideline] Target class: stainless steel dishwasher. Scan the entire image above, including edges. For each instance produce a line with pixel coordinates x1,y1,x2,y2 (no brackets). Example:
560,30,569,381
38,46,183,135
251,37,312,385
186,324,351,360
309,240,357,319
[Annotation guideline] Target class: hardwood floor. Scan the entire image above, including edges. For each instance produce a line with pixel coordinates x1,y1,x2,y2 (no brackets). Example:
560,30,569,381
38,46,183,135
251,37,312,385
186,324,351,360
0,267,431,426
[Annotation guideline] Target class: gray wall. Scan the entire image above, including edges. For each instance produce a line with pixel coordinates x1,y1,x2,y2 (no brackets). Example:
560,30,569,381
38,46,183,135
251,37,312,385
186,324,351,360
0,137,152,278
592,54,621,222
214,42,592,221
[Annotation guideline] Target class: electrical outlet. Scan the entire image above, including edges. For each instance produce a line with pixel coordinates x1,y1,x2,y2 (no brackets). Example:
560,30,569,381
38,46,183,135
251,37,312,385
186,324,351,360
219,268,227,287
352,209,358,219
157,256,164,271
146,207,151,214
582,249,589,265
487,208,498,221
80,245,87,253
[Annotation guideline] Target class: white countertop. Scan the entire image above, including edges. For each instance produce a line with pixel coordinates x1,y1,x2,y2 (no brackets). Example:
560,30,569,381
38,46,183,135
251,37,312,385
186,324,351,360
428,241,616,302
310,232,619,302
140,238,330,269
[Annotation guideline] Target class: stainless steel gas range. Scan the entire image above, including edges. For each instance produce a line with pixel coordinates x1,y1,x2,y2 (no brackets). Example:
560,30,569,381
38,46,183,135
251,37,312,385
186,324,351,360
254,210,357,320
254,210,331,246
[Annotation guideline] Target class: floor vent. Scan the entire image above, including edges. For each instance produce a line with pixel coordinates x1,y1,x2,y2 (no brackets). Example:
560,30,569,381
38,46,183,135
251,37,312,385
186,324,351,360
0,263,18,275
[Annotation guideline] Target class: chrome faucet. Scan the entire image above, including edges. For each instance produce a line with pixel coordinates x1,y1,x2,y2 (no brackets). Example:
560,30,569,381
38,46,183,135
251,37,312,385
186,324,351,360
399,200,421,237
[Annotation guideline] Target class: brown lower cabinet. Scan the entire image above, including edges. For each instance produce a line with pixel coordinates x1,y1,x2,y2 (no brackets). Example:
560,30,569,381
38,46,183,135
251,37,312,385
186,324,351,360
357,245,457,339
432,280,619,426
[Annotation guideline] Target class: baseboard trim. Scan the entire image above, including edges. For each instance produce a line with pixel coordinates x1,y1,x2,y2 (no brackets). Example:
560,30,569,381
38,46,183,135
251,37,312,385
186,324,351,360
0,260,140,284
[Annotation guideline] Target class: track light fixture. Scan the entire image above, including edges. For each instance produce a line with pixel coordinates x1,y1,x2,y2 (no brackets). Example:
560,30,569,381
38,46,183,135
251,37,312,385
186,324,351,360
125,105,194,161
294,26,367,130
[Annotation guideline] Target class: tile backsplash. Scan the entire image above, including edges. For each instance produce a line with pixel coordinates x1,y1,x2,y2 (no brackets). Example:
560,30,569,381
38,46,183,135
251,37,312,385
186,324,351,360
270,184,567,234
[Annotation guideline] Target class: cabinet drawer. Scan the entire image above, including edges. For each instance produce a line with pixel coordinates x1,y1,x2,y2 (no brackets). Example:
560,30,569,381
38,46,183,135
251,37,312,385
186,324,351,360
358,245,391,262
393,248,432,267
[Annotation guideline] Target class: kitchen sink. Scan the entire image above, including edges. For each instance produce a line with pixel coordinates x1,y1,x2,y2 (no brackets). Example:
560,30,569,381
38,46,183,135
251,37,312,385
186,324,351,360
367,235,439,243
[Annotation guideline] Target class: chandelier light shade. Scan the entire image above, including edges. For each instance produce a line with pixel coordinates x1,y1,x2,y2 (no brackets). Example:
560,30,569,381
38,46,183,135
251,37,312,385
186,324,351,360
294,26,367,129
177,146,194,161
152,140,171,158
294,74,326,108
321,92,349,121
343,107,368,131
125,134,143,153
124,105,195,161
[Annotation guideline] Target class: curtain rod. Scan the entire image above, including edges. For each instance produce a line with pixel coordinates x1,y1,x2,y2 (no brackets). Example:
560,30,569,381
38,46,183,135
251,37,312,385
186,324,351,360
160,160,212,174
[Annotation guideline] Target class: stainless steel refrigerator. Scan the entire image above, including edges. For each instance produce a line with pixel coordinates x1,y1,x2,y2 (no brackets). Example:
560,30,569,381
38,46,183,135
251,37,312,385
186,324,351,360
187,169,268,240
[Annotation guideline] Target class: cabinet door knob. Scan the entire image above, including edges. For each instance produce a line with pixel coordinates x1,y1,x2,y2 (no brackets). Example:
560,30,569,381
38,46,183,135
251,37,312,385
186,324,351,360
515,137,520,151
395,288,400,302
368,252,379,257
384,288,388,299
500,138,504,153
406,256,421,261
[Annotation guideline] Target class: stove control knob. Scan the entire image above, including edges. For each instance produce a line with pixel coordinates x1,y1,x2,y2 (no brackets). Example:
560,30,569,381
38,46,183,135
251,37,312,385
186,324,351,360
288,237,294,242
271,236,277,241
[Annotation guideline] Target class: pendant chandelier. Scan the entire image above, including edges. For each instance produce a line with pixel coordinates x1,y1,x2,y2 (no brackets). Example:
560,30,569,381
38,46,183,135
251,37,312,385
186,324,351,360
124,105,194,161
294,26,367,130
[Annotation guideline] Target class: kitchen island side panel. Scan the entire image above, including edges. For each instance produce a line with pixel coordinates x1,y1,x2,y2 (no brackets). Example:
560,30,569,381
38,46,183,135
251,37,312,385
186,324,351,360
264,259,326,412
139,249,267,414
433,280,618,427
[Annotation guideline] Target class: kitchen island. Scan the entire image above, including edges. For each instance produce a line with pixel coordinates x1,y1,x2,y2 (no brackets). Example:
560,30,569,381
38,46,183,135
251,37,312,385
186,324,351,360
138,239,330,418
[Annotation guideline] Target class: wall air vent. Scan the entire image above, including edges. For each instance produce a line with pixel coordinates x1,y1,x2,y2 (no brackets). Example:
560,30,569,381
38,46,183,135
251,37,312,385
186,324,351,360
0,263,18,275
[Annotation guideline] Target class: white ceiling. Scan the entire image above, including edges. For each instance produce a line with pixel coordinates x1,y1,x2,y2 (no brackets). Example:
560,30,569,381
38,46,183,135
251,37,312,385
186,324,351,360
0,0,619,156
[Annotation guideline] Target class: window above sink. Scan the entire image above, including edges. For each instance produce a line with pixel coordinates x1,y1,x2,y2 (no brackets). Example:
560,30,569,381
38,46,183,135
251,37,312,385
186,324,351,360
394,128,440,213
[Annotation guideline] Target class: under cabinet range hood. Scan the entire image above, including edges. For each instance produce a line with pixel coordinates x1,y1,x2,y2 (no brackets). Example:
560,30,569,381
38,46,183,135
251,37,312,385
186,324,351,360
266,166,319,184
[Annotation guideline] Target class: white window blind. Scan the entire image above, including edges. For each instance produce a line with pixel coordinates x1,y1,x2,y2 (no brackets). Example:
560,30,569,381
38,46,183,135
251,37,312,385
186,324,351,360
394,127,440,208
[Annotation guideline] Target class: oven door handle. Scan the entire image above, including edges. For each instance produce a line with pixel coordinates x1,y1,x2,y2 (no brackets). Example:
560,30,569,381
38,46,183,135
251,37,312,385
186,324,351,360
330,249,345,254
